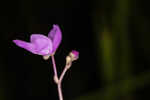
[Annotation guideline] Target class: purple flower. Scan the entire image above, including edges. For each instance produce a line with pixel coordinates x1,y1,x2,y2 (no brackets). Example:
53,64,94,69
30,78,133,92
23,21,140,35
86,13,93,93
13,24,62,56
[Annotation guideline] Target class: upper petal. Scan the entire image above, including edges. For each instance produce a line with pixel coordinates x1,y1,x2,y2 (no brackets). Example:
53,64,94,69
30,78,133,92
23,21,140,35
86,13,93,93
48,24,62,53
30,34,53,55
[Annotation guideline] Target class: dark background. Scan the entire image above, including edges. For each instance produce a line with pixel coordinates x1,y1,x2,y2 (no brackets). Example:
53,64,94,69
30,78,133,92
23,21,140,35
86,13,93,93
0,0,150,100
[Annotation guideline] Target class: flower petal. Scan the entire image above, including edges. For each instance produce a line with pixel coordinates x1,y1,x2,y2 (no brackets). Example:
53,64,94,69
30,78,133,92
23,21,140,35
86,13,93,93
30,34,53,55
48,24,62,53
13,40,37,54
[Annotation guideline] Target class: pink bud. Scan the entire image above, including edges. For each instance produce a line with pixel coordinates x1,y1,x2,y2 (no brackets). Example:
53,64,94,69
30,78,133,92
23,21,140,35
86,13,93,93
70,50,79,61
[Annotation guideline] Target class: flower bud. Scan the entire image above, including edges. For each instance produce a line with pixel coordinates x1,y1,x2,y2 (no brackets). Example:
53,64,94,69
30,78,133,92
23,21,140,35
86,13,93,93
66,55,71,64
69,50,79,61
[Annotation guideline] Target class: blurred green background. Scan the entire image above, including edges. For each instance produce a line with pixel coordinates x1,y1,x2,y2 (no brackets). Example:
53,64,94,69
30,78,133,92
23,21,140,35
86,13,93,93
0,0,150,100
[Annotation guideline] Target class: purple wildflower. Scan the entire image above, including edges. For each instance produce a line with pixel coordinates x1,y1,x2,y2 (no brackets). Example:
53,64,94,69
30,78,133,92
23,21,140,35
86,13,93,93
13,24,62,56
